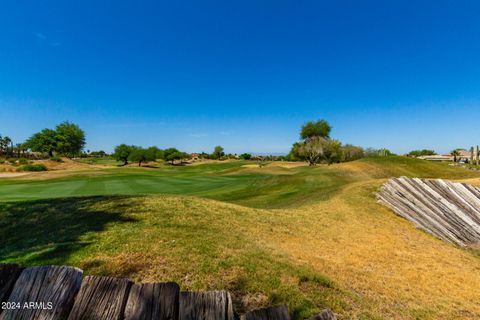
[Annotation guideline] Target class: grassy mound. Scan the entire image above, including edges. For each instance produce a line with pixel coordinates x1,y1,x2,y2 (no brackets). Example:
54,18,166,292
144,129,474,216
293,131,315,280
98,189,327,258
0,195,347,318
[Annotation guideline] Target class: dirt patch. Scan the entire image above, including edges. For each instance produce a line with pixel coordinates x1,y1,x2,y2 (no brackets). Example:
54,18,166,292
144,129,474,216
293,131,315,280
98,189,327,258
0,172,29,178
265,161,308,169
35,158,106,170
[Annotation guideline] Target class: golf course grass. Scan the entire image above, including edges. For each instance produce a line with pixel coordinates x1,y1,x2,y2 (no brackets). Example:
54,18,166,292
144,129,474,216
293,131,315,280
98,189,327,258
1,156,480,319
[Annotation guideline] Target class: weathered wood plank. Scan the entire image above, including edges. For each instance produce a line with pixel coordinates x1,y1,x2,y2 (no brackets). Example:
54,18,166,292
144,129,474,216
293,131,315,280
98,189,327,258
179,291,234,320
309,309,336,320
241,305,290,320
0,264,24,306
0,265,82,320
124,282,179,320
67,276,132,320
376,177,480,246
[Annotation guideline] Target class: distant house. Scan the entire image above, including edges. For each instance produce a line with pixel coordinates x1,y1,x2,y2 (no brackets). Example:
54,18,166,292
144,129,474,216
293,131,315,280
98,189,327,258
418,149,471,162
190,153,200,160
418,155,454,161
456,149,472,163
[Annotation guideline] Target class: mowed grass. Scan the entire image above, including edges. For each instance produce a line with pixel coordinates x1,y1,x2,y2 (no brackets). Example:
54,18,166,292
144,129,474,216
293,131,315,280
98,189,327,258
1,157,480,319
0,161,355,208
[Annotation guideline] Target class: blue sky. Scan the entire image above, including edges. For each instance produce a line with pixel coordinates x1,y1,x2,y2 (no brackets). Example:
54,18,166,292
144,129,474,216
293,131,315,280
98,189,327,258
1,1,480,154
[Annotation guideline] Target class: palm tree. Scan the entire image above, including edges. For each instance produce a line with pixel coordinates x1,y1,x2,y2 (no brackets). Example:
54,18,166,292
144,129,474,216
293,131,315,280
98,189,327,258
2,136,12,157
450,149,460,163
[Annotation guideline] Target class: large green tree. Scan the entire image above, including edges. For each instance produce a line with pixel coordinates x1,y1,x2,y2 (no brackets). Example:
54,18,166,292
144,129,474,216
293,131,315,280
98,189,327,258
162,147,189,165
55,122,86,157
25,129,58,157
294,137,343,166
300,120,331,140
25,122,85,157
113,144,138,165
292,119,347,165
145,146,163,160
128,148,156,166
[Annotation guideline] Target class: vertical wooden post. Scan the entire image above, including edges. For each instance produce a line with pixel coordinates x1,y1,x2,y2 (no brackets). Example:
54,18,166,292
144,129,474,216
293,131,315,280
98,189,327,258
470,147,474,164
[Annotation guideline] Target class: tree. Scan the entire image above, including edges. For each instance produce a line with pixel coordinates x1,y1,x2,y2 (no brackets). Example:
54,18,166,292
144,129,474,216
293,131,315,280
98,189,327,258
24,122,86,158
341,144,364,162
113,144,137,165
211,146,225,160
163,148,180,162
145,146,162,161
294,136,343,165
25,129,58,157
364,148,394,157
55,122,86,157
451,149,461,163
2,136,12,156
0,135,13,157
165,151,189,165
322,139,343,164
300,120,331,140
90,150,107,157
240,153,252,160
128,148,156,166
408,149,435,157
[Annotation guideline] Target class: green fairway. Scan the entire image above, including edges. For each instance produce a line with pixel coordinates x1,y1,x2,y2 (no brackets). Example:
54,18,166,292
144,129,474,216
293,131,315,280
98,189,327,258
1,157,477,207
2,157,480,319
0,161,358,208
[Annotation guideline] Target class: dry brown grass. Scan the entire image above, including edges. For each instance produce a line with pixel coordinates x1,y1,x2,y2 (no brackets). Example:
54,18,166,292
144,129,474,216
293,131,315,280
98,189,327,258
0,164,18,173
75,188,480,319
36,158,106,170
259,180,480,319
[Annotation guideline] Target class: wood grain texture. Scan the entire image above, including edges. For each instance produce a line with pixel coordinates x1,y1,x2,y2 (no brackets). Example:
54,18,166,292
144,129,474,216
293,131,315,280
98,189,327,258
67,276,132,320
308,309,336,320
376,177,480,246
0,264,24,306
124,282,179,320
0,265,82,320
241,305,290,320
179,291,234,320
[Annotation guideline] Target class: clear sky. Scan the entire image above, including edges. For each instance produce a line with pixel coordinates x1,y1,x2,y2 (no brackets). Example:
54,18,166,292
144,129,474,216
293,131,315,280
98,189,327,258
1,1,480,154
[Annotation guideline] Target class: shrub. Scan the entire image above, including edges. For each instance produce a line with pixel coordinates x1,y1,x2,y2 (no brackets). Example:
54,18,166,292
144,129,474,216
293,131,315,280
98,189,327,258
0,159,5,164
18,158,29,165
19,164,48,171
50,155,63,162
240,153,252,160
7,158,18,165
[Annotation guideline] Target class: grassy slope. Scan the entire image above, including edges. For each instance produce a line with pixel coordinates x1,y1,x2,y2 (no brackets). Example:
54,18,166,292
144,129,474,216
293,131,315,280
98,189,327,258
1,157,480,319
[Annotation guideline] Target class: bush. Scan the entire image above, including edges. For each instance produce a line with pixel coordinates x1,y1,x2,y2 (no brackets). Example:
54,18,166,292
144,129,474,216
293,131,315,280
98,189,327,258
19,158,29,165
50,156,63,162
240,153,252,160
0,159,5,164
19,164,48,171
7,158,17,165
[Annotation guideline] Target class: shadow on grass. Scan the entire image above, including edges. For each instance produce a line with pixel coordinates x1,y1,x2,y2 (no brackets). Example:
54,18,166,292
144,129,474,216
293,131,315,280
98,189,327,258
0,196,137,266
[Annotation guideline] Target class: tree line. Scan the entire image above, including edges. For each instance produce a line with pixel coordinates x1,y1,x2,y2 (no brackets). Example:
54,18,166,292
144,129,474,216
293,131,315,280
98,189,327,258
0,122,85,160
2,119,395,166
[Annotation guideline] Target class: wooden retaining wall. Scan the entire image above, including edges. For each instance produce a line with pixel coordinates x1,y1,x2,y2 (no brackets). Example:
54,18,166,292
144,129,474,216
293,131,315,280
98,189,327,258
376,177,480,247
0,264,335,320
